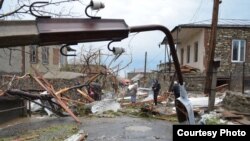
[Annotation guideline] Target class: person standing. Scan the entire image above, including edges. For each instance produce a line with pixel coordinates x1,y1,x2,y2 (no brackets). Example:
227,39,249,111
152,80,161,105
172,81,180,99
128,83,138,104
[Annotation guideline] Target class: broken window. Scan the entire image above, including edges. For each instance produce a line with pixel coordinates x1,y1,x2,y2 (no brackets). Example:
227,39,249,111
42,47,49,64
30,45,37,63
232,39,246,62
187,45,190,63
194,42,198,62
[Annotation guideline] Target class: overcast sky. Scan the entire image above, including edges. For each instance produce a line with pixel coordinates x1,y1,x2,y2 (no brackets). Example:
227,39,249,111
2,0,250,77
81,0,250,77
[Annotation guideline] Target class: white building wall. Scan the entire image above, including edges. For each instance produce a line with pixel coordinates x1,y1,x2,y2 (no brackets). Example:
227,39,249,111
177,29,205,72
0,47,22,73
0,45,65,74
25,46,62,74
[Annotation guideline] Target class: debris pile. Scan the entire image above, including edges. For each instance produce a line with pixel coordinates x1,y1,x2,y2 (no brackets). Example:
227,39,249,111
180,65,200,73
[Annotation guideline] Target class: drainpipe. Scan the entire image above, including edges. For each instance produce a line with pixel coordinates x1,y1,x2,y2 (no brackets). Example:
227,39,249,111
129,25,183,85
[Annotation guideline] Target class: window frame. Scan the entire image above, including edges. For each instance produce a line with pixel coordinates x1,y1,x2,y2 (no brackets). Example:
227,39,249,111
231,39,246,63
180,48,184,65
42,47,49,64
194,42,198,62
30,45,37,64
186,45,190,63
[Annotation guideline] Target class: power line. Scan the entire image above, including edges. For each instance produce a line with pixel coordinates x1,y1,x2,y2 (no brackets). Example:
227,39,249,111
190,0,203,22
189,18,250,25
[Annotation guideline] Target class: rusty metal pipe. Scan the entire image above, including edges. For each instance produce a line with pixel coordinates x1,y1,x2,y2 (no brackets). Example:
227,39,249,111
129,25,183,85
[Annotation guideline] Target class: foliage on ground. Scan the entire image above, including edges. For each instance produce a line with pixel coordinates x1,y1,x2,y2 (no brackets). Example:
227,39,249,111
0,123,79,141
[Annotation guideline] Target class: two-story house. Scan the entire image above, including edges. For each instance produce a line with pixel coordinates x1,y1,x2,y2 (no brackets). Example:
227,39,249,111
165,24,250,92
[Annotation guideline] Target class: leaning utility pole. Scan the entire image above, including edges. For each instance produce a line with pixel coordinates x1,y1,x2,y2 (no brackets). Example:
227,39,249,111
204,0,221,111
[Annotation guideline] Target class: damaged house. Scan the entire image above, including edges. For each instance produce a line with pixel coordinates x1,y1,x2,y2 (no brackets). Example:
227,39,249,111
166,23,250,92
0,42,68,123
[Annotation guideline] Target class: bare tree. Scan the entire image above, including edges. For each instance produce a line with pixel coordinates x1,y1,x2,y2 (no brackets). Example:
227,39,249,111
78,45,100,74
0,0,87,19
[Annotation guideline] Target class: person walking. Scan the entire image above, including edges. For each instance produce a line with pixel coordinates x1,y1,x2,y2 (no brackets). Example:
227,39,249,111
152,79,161,106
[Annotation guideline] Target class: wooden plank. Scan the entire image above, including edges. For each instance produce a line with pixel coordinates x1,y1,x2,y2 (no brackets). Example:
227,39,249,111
216,84,228,92
55,88,70,96
77,89,94,103
232,111,250,116
222,111,243,120
235,118,250,125
30,74,81,123
60,97,85,105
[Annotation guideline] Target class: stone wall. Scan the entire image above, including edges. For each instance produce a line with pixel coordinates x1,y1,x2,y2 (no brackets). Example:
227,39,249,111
223,91,250,113
182,73,205,91
202,28,250,92
215,28,250,76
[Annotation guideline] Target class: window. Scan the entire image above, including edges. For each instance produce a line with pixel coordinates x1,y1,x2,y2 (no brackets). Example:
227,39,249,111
187,45,190,63
42,47,49,64
30,45,37,63
194,42,198,62
232,39,246,62
181,48,184,65
53,48,60,65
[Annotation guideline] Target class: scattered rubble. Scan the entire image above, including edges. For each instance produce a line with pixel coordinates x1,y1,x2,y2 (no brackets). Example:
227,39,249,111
198,111,228,125
187,96,224,108
223,91,250,113
180,65,200,73
91,99,121,114
64,130,88,141
1,69,250,141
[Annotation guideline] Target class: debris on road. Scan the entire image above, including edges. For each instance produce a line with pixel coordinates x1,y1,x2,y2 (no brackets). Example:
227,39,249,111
91,99,121,114
65,130,88,141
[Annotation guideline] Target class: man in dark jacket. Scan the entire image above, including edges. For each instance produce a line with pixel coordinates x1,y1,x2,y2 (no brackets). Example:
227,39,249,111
152,79,161,105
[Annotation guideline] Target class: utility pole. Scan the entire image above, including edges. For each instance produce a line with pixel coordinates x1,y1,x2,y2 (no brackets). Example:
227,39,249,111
204,0,221,111
144,51,147,87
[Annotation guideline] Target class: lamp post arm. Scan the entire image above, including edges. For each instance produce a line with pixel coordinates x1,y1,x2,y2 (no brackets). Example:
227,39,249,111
129,25,183,85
